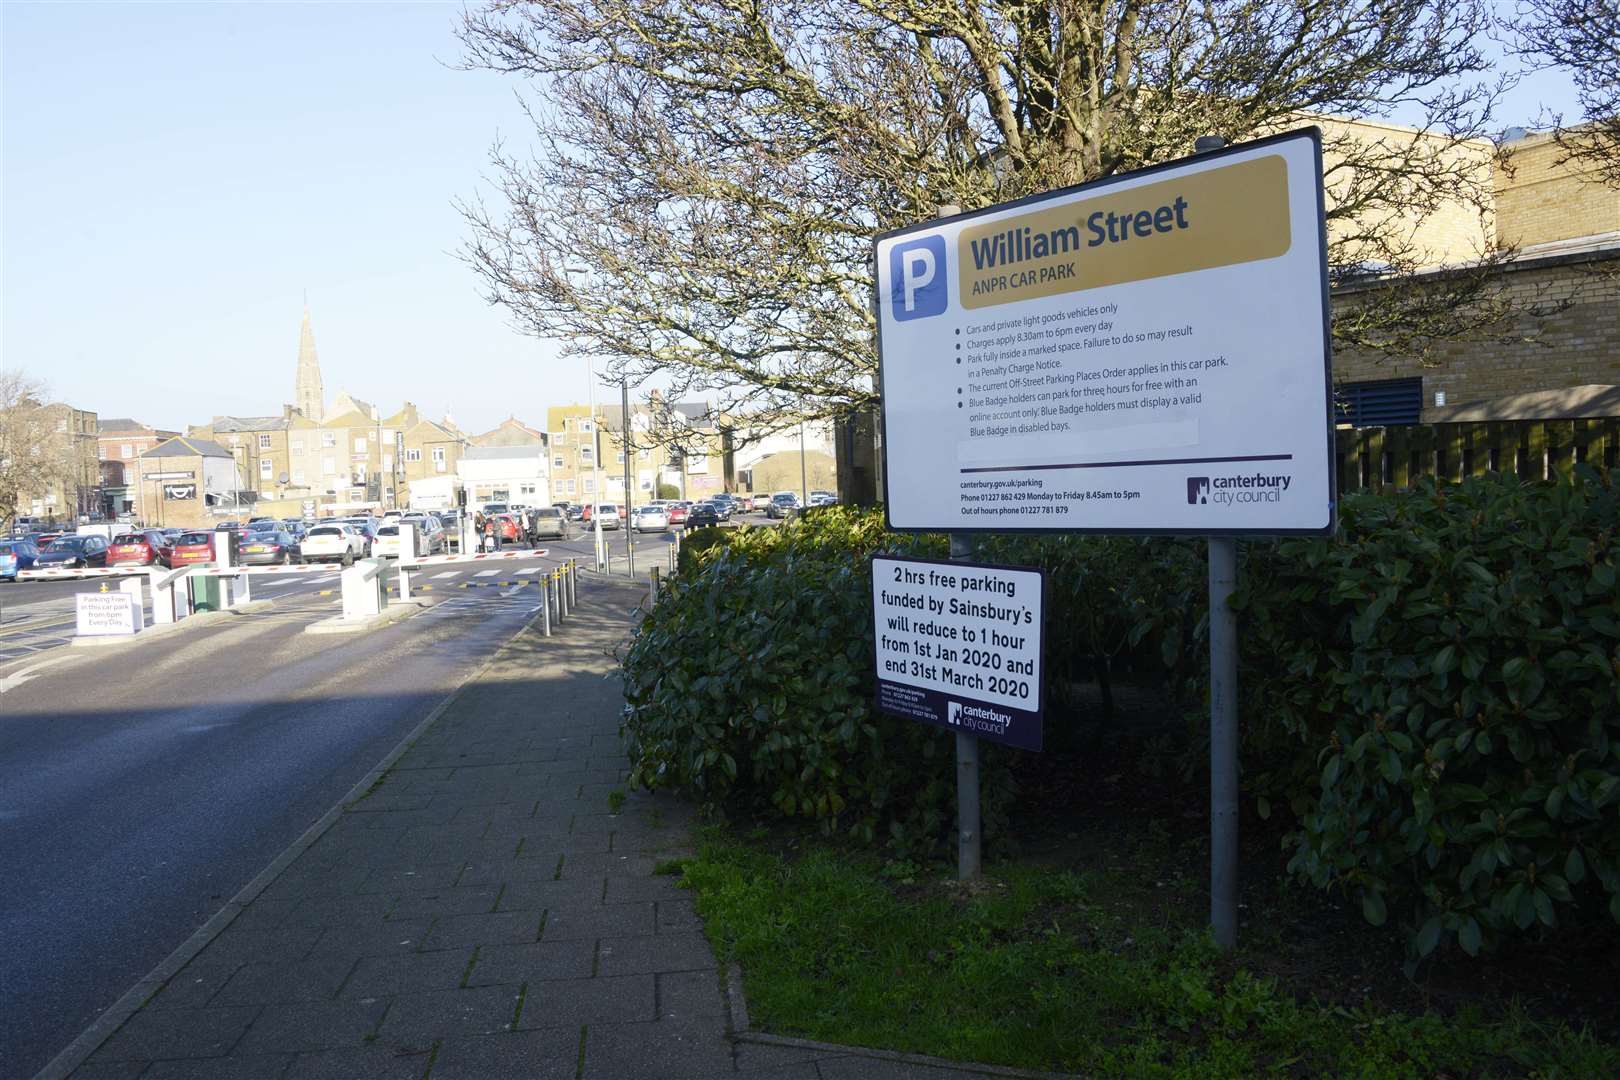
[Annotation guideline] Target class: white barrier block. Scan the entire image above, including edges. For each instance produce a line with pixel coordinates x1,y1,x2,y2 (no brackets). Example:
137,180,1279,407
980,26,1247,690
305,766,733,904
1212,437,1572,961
120,576,147,630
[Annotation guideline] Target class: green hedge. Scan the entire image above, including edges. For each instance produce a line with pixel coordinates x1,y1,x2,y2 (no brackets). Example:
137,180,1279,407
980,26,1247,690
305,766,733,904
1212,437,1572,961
622,473,1620,957
1236,468,1620,960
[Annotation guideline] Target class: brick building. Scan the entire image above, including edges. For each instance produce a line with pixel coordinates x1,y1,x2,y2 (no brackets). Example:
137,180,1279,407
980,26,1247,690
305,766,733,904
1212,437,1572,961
97,417,179,520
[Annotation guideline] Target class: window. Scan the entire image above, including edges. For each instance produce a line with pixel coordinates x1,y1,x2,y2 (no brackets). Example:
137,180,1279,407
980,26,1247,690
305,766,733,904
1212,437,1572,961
354,464,368,483
259,459,273,480
553,456,564,469
382,454,393,470
120,444,133,459
292,470,306,486
520,483,536,496
258,434,272,450
582,477,595,495
353,437,367,453
616,451,626,464
321,432,336,448
404,449,422,463
432,447,445,464
579,419,594,434
554,478,566,495
550,431,565,446
1336,377,1422,428
580,448,594,465
291,439,303,453
566,478,577,495
322,457,337,476
639,448,650,460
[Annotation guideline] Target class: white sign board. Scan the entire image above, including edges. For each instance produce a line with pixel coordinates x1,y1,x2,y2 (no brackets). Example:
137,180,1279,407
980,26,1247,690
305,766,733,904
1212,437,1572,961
874,128,1333,534
77,592,141,637
872,555,1044,751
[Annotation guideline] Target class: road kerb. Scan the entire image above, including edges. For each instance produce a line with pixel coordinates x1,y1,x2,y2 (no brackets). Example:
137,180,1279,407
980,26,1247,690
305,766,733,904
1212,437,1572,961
34,592,557,1080
302,598,432,635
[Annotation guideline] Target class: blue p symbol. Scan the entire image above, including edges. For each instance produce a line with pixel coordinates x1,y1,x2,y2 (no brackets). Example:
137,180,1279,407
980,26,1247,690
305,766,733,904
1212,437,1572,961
890,236,947,321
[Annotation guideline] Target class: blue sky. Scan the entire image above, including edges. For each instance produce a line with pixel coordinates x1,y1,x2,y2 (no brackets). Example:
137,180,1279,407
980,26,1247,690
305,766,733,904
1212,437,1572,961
2,2,1585,436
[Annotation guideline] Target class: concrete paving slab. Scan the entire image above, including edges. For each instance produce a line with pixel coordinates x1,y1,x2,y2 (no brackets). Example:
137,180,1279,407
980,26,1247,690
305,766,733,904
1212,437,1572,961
595,932,718,978
282,1044,431,1079
539,901,656,941
464,939,597,987
141,1053,297,1079
210,956,360,1007
231,999,388,1056
428,1027,579,1080
514,974,656,1028
419,910,545,950
337,949,477,1000
579,1018,736,1079
375,985,525,1041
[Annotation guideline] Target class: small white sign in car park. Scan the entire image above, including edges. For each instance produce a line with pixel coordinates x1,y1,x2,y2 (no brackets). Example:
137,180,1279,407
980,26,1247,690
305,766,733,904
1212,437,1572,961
76,592,141,637
874,128,1333,535
872,554,1045,752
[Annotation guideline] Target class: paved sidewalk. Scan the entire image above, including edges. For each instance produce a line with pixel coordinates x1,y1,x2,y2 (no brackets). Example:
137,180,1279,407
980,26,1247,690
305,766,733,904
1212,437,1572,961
51,574,1024,1080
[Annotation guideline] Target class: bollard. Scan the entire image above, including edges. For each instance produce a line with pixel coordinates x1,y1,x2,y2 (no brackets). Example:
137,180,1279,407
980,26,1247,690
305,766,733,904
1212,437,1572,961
668,542,675,574
567,559,577,610
554,569,566,621
648,566,660,608
540,574,552,637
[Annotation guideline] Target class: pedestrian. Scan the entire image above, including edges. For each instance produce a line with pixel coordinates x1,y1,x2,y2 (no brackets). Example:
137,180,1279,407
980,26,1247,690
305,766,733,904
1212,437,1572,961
473,511,486,553
484,512,501,551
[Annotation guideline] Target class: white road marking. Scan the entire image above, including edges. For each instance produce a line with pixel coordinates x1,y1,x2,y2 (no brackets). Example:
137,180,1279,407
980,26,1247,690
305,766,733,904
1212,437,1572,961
432,571,461,580
474,570,501,578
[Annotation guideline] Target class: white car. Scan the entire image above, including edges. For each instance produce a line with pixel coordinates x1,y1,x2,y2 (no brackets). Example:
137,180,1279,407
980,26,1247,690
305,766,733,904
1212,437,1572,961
299,523,367,566
633,505,670,533
380,515,446,557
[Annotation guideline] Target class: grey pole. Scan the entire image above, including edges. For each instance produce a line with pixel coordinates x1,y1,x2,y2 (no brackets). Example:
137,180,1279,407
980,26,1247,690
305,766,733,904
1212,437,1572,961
568,559,577,609
1192,133,1240,949
622,380,635,577
541,575,552,637
799,420,809,509
932,202,981,882
951,534,981,881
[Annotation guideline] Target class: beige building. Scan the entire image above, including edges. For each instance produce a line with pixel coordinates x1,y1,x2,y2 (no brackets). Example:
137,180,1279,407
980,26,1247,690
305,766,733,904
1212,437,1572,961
1332,127,1619,424
470,417,546,449
28,403,101,522
545,399,725,506
136,436,242,530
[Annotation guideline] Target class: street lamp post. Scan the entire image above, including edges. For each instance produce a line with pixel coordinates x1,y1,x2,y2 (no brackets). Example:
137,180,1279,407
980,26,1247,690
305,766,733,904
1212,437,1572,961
587,359,605,570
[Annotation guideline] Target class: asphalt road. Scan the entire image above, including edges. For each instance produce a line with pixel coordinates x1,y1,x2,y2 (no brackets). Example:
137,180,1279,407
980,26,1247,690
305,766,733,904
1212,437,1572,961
0,537,624,1078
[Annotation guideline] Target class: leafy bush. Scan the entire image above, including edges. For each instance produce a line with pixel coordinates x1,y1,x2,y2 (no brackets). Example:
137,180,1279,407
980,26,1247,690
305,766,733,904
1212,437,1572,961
622,509,997,849
1236,468,1620,958
675,525,736,576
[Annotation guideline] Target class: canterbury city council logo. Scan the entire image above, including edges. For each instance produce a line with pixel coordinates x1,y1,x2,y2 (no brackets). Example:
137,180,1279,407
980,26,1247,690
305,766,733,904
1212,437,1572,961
948,701,964,726
1187,477,1210,504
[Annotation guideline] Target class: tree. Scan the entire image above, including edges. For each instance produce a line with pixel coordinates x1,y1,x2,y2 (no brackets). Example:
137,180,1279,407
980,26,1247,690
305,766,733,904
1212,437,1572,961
1504,0,1620,186
0,371,76,528
459,0,1518,427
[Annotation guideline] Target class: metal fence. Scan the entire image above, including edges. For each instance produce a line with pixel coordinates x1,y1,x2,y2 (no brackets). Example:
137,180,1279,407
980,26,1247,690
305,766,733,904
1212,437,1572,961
1337,418,1620,494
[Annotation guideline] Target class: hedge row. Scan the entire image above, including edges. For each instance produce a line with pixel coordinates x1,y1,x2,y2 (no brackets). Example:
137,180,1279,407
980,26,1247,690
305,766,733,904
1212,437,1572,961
619,472,1620,957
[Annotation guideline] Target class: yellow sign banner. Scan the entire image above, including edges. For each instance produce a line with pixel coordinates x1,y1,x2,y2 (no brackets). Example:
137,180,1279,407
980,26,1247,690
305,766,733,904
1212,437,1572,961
956,155,1292,310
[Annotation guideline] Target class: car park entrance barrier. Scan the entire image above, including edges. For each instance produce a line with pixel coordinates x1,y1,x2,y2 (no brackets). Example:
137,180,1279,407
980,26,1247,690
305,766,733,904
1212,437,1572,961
340,558,392,621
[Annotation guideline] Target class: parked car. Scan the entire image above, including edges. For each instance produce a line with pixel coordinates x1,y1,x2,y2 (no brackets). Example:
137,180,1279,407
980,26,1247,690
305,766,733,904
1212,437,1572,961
666,502,690,526
494,513,525,543
529,506,571,540
239,530,302,566
766,492,801,519
336,517,380,555
809,491,837,507
554,501,583,521
170,532,216,565
108,529,173,567
300,524,367,566
398,514,447,555
708,496,735,521
0,539,42,580
585,504,622,530
687,502,721,528
633,504,670,533
34,534,110,571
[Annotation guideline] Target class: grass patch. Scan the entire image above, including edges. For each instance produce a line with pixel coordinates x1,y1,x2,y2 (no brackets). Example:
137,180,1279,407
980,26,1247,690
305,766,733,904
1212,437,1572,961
653,857,691,877
683,829,1620,1077
608,789,627,813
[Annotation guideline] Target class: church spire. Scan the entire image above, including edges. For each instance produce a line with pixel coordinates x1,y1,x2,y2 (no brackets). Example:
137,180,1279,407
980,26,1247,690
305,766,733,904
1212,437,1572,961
295,304,325,422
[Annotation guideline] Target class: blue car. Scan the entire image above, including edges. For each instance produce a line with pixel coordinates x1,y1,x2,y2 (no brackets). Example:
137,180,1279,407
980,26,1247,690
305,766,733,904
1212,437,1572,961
0,539,41,581
33,535,110,573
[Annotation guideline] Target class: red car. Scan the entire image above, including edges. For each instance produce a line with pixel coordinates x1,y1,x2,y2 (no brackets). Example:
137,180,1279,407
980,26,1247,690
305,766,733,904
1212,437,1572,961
495,514,523,542
108,529,174,567
666,503,690,525
169,531,215,565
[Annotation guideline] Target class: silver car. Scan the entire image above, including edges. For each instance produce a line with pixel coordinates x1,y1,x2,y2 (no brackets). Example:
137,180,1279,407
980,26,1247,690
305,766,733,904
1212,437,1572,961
633,505,670,533
529,506,571,540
